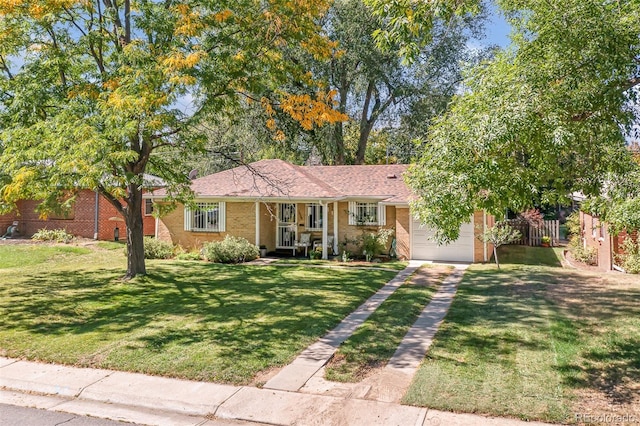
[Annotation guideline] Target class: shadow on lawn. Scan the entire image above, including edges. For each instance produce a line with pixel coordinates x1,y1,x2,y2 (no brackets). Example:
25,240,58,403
430,266,640,409
1,262,393,380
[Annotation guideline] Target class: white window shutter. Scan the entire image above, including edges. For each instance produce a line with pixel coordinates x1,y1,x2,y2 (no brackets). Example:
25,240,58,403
218,202,226,232
377,204,386,226
348,201,356,225
184,205,192,231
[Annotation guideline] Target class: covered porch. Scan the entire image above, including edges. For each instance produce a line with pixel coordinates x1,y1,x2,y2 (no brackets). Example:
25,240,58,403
253,200,340,260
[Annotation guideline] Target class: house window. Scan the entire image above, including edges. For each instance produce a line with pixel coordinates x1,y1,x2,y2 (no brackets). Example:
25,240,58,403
348,202,386,226
306,203,323,230
144,199,154,216
184,202,226,232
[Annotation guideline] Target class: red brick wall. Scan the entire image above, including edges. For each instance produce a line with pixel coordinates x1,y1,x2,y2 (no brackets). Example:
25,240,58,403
9,190,155,241
0,211,18,236
580,211,613,271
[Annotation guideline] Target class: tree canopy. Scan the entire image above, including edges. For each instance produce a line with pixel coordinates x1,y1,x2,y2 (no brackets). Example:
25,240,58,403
406,0,640,241
0,0,342,277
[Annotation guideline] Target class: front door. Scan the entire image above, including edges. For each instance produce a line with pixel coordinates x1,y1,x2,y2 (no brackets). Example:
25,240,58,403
277,203,297,249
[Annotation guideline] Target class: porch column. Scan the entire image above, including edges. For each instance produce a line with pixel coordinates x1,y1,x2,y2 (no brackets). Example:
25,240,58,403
255,202,260,246
333,201,338,255
322,202,328,260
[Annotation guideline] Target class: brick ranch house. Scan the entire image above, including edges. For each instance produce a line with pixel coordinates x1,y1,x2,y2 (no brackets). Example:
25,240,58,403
146,159,494,262
0,190,156,241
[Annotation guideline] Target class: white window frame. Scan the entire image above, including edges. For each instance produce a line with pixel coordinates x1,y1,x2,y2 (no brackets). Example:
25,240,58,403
184,202,226,232
348,202,386,226
306,203,323,231
144,199,154,216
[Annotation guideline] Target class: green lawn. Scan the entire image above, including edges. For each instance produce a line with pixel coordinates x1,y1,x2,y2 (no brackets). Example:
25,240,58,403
0,244,397,385
0,244,91,269
404,246,640,423
272,258,408,271
325,265,452,382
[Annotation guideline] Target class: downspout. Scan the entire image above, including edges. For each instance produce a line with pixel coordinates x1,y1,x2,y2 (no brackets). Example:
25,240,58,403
93,190,99,240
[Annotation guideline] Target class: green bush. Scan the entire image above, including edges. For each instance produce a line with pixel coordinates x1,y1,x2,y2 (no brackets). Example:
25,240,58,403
175,251,201,261
618,238,640,274
202,235,259,264
568,237,597,265
31,228,75,243
360,228,394,262
143,237,174,259
565,211,581,238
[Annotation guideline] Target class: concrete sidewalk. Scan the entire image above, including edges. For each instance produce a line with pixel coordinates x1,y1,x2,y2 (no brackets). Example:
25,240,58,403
0,357,553,426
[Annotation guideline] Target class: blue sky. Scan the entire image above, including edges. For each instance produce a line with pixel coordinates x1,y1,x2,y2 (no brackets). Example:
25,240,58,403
484,9,512,48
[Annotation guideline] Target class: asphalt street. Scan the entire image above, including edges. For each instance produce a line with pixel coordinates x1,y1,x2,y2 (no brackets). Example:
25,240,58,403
0,403,139,426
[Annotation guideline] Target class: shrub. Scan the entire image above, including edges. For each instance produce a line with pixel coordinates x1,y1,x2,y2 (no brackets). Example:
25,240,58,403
202,235,259,264
565,211,581,238
143,237,174,259
310,246,323,259
31,228,75,243
360,228,394,262
618,238,640,274
568,237,597,265
175,251,202,261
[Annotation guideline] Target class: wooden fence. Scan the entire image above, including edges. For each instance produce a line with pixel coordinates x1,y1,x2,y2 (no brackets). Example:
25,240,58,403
506,219,560,246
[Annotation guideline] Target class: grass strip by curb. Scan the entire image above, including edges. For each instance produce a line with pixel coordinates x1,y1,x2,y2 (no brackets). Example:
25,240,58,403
324,266,452,382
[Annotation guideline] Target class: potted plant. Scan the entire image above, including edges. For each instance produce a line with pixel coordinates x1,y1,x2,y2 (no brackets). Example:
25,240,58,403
541,236,551,247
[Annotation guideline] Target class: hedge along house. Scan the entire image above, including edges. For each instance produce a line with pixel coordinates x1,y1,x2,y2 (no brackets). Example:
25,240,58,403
146,159,493,262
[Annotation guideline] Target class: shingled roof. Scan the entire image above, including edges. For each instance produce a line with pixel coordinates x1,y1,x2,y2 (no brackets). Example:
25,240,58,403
152,159,412,204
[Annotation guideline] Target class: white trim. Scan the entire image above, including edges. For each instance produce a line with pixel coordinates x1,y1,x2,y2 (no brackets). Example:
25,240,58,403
321,202,328,260
377,204,386,226
255,202,260,246
184,206,191,231
333,201,338,255
184,202,226,232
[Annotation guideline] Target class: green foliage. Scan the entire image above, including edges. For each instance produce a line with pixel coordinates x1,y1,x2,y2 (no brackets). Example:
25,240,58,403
143,237,174,260
360,228,394,262
477,223,522,268
31,228,75,244
618,238,640,274
0,0,336,278
565,211,581,238
202,236,259,264
568,238,597,266
541,235,551,245
407,0,640,241
310,246,323,260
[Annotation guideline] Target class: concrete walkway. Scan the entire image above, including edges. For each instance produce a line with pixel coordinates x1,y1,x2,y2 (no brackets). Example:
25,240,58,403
0,357,553,426
263,261,424,391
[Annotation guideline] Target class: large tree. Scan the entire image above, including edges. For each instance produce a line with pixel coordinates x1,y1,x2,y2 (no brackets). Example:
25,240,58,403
404,0,640,241
0,0,342,278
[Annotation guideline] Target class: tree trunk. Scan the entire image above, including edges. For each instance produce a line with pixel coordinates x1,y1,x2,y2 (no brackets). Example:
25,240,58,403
355,120,374,165
123,183,146,279
333,122,345,165
494,246,500,269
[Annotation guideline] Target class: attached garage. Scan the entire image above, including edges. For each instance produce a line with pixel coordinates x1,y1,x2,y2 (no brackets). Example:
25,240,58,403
411,217,475,262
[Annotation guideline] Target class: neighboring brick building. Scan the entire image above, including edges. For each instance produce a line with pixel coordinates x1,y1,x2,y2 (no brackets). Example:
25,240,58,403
1,189,155,241
579,211,636,272
148,159,494,262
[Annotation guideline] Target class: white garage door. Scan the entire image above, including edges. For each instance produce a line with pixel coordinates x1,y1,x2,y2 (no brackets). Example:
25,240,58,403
411,218,474,262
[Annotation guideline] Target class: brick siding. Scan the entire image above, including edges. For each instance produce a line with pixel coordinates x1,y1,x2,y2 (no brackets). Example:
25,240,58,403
6,190,154,241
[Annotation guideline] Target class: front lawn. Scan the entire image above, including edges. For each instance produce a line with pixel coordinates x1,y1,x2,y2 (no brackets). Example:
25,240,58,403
0,244,91,269
272,258,408,271
325,265,452,382
0,244,397,385
404,246,640,423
